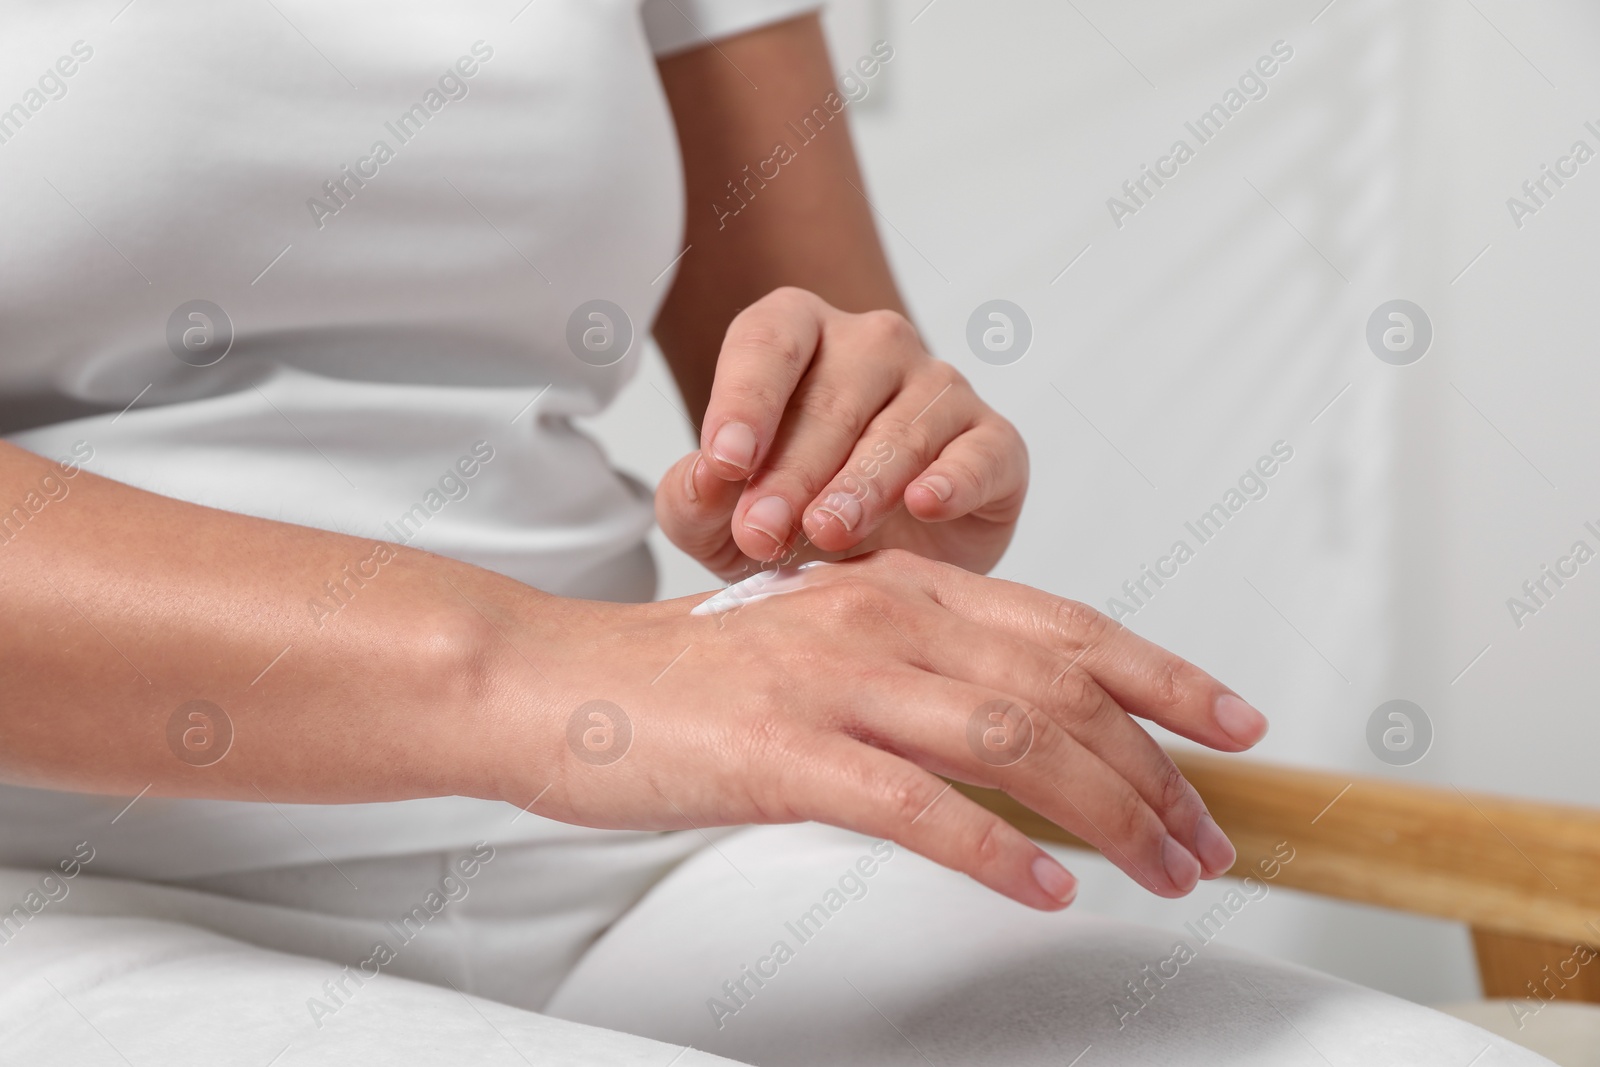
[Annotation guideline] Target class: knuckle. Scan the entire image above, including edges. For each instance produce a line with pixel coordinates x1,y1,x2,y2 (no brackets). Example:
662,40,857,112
951,427,1026,504
732,322,807,374
968,428,1015,473
815,570,876,610
1051,597,1113,646
931,454,982,496
868,415,937,464
716,383,788,428
1023,704,1069,763
863,547,929,585
809,574,896,631
967,816,1008,870
793,379,856,427
965,423,1027,488
1151,758,1193,816
859,586,920,647
925,358,968,392
854,308,919,351
1046,666,1098,716
1026,705,1083,777
880,771,937,826
1148,657,1187,709
1112,785,1152,844
758,285,816,314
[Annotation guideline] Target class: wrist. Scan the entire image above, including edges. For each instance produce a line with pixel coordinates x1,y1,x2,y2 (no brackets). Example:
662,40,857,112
458,574,632,809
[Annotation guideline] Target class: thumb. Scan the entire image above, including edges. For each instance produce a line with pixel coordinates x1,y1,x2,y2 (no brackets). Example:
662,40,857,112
655,450,754,582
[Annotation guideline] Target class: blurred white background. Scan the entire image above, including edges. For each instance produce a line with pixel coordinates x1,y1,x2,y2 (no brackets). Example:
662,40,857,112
584,0,1600,1006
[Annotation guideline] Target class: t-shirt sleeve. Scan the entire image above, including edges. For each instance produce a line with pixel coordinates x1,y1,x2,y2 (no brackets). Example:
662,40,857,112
641,0,824,58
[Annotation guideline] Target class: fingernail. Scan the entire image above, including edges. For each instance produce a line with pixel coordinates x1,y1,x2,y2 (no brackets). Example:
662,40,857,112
1163,835,1201,893
744,495,793,550
1215,693,1269,747
1031,854,1077,905
812,491,862,533
1194,814,1236,877
710,422,757,473
917,474,954,502
683,453,703,504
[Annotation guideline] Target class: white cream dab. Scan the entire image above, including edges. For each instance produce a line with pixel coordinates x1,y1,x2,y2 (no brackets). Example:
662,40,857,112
690,561,834,616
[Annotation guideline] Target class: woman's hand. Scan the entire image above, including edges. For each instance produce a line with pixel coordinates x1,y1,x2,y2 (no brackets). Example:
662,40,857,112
490,550,1268,911
656,288,1028,581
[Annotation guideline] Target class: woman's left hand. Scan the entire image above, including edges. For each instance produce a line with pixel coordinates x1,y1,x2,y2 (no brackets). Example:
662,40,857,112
657,287,1029,581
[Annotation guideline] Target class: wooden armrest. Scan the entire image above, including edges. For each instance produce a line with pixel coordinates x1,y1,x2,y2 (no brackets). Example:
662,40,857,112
955,749,1600,950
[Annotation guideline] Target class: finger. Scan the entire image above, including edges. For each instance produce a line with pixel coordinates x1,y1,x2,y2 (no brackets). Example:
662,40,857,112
793,735,1079,911
798,364,977,552
909,616,1234,879
832,667,1201,897
655,451,752,581
699,288,827,482
901,420,1029,527
894,553,1269,753
727,314,911,560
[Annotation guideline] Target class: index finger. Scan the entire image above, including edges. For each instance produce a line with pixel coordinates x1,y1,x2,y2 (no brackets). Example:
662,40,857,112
895,553,1270,753
699,287,827,480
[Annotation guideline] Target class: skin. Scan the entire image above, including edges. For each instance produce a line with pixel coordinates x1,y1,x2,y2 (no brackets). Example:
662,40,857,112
0,15,1266,913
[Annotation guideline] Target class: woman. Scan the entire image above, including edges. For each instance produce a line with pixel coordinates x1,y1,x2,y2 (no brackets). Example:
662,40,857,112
0,2,1548,1063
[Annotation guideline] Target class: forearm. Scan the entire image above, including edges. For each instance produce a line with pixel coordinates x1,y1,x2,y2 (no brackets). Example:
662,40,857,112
0,440,546,805
653,13,906,424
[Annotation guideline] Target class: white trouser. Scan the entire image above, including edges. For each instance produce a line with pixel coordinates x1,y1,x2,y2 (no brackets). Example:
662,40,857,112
0,824,1552,1066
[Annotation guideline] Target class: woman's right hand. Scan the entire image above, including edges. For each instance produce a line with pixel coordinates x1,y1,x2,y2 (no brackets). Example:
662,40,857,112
488,549,1268,912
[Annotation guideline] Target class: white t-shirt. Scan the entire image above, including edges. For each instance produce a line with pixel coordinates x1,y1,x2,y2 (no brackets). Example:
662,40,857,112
0,0,817,878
